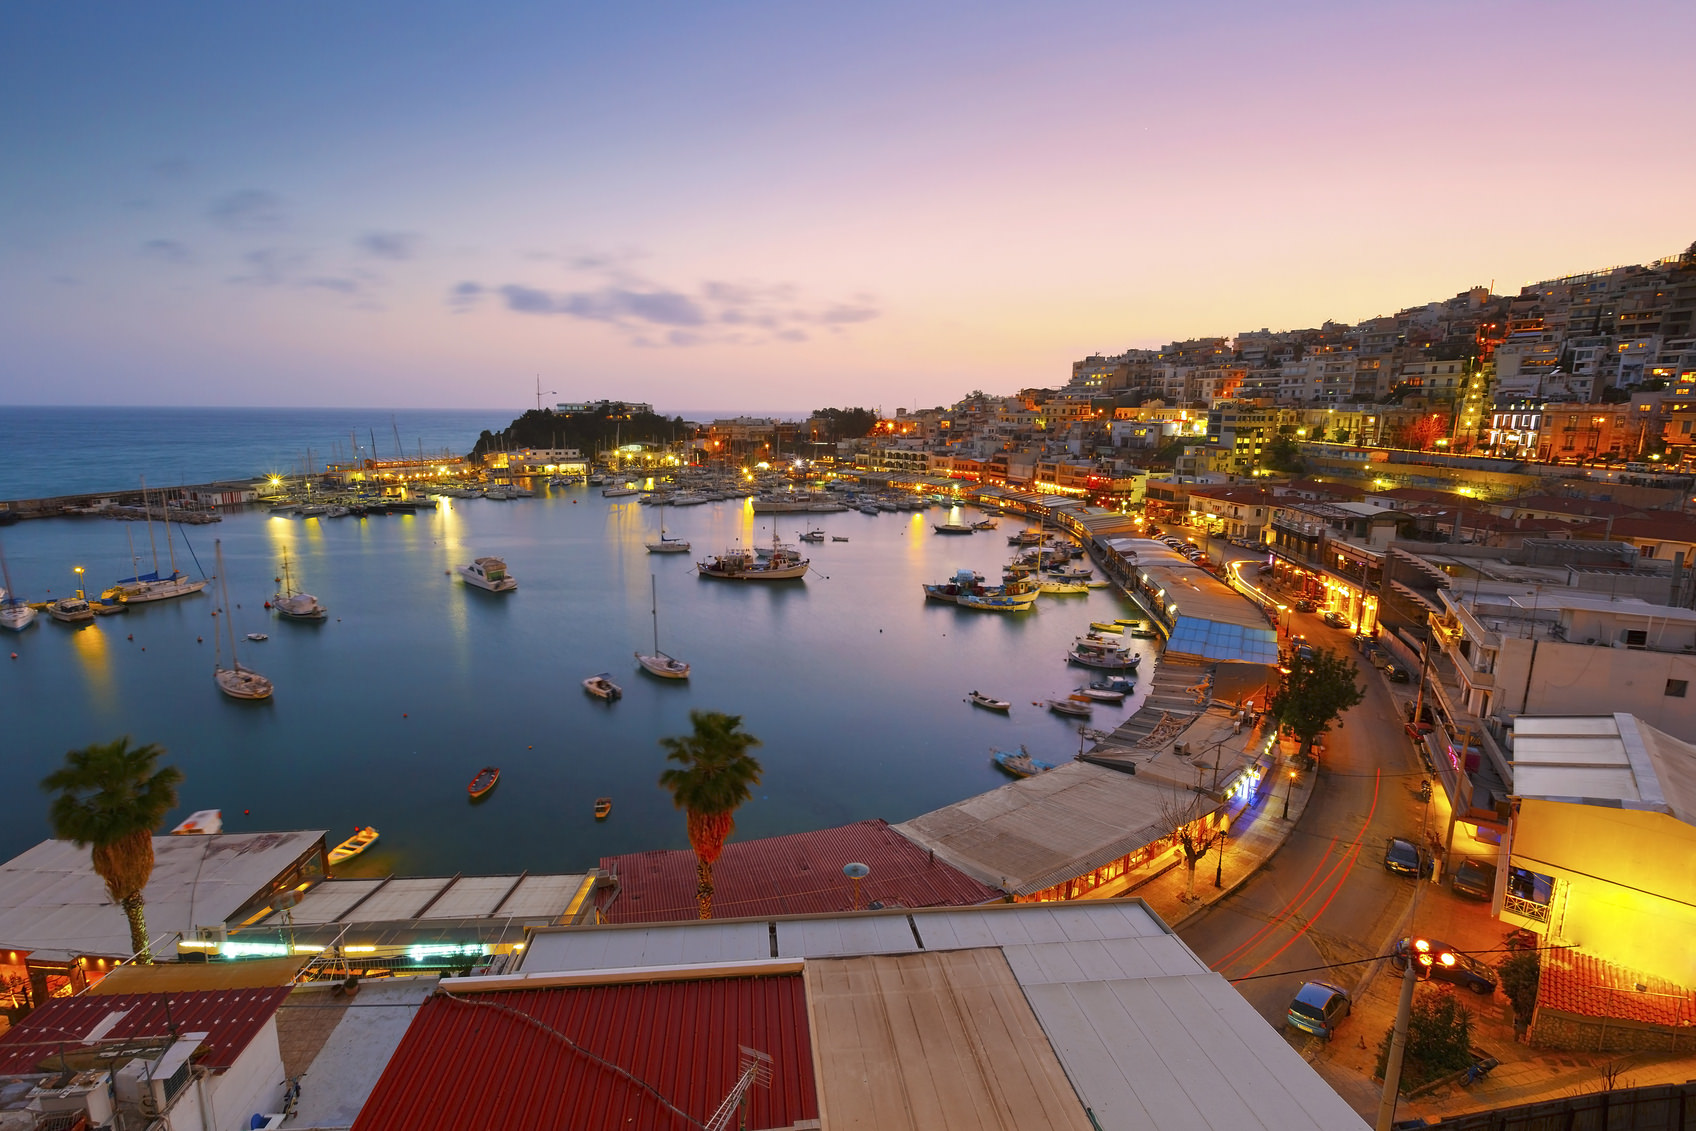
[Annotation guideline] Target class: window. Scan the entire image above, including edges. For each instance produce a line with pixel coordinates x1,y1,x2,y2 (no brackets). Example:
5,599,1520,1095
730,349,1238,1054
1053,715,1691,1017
1624,629,1648,649
1669,679,1689,699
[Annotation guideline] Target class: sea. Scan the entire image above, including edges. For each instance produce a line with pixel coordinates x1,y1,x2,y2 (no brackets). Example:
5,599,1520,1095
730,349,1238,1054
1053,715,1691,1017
0,407,1156,879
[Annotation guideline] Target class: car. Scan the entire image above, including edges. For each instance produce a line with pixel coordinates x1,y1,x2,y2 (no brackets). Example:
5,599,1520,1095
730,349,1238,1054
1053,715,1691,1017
1287,980,1351,1039
1451,858,1498,901
1293,598,1316,612
1390,938,1497,994
1404,721,1433,742
1384,837,1430,877
1321,611,1349,629
1351,633,1376,651
1384,665,1410,683
1257,564,1275,575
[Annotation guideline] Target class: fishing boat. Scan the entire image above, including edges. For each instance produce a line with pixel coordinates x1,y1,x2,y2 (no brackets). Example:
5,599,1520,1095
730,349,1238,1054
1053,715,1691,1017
1038,578,1090,595
932,521,975,535
212,540,273,700
48,596,94,624
1075,685,1125,704
831,536,850,542
1067,641,1140,670
1046,698,1092,718
583,673,622,701
635,575,690,679
245,632,268,641
89,599,127,617
1091,676,1136,694
594,797,612,821
956,590,1037,612
798,528,827,543
458,556,517,592
697,534,810,581
271,549,328,620
965,690,1012,712
1007,529,1044,546
1114,618,1142,626
993,746,1057,778
328,826,380,864
601,485,640,498
970,519,998,531
468,767,500,798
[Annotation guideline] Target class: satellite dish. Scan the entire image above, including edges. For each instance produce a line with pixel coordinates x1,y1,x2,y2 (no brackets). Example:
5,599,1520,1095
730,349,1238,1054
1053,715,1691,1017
842,863,870,879
272,890,301,910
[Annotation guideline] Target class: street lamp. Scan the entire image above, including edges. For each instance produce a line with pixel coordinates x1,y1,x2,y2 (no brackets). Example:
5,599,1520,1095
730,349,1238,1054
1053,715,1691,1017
73,565,85,600
1282,770,1297,820
1213,824,1228,888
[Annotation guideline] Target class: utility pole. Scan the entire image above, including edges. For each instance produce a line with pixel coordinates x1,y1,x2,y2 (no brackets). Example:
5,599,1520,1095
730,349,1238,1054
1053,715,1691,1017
1376,955,1421,1131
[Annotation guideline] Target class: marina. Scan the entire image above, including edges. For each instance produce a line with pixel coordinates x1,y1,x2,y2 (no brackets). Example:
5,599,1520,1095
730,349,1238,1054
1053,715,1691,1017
0,479,1160,876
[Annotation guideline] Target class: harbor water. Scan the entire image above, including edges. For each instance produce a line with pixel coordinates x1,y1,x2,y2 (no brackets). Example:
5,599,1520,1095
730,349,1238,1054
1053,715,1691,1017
1,486,1158,877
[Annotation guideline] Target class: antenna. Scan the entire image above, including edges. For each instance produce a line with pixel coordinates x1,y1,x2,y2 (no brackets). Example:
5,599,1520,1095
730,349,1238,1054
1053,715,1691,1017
843,862,870,909
705,1047,773,1131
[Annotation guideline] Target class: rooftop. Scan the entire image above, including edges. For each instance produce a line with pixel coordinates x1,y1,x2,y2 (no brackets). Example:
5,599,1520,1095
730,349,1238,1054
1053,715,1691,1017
0,831,325,962
1510,714,1696,825
0,986,291,1075
598,819,999,923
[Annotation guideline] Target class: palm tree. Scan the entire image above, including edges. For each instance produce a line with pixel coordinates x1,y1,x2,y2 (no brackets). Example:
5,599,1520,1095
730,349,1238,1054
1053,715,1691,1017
658,710,763,920
41,737,183,962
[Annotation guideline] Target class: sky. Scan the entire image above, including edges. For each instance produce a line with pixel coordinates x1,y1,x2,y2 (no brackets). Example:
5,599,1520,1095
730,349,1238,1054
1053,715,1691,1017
3,1,1693,414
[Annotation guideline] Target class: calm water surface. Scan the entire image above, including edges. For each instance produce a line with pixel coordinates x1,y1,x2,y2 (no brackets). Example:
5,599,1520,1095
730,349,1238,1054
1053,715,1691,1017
1,491,1157,875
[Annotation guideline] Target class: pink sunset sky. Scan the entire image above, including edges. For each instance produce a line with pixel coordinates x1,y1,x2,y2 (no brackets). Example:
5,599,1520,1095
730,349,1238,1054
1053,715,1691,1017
3,1,1691,412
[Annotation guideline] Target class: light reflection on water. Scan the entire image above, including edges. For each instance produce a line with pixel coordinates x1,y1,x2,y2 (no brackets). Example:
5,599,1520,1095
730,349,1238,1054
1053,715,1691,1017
2,489,1158,875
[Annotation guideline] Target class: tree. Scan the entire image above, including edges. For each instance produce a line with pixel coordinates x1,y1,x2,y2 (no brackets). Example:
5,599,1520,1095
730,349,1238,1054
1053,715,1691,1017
807,407,878,442
40,738,183,962
1375,994,1474,1091
658,711,764,919
1497,950,1541,1035
1264,435,1306,473
1269,647,1365,764
1159,794,1222,902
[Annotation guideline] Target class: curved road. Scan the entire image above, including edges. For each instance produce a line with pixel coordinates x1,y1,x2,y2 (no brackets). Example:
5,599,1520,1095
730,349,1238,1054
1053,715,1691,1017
1178,542,1430,1038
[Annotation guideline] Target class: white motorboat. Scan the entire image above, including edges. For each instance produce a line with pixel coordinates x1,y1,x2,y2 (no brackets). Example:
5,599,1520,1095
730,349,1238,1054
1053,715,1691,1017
602,485,640,498
966,690,1012,712
459,557,517,592
272,549,327,620
212,540,273,701
483,484,517,501
1075,685,1126,704
583,673,623,701
245,632,268,641
1046,698,1093,718
798,528,827,543
48,596,94,624
697,536,810,581
635,575,690,679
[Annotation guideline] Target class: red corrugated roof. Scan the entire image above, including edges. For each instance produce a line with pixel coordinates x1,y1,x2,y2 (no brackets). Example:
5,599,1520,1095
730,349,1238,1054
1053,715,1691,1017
352,976,817,1131
1539,949,1696,1027
597,819,999,924
0,987,289,1075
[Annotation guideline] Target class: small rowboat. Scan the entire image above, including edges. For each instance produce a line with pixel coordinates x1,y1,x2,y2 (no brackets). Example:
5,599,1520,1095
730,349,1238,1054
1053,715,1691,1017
993,746,1056,778
594,797,612,820
328,826,379,865
583,674,622,701
1114,618,1142,626
245,632,268,641
1088,621,1123,634
468,767,500,799
1046,698,1092,718
966,690,1012,712
1075,686,1125,704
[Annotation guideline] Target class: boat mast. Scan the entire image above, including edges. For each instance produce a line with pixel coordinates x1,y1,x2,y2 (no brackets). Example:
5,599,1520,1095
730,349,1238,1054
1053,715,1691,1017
140,476,160,576
651,574,661,655
212,541,225,675
163,492,181,577
217,540,241,672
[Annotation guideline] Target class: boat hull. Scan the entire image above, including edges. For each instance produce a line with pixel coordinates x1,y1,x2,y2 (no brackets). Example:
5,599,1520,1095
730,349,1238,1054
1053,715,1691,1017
636,651,690,679
215,666,273,700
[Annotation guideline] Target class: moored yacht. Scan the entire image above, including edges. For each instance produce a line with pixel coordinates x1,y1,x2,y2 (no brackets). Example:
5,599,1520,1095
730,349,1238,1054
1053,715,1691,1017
272,549,327,620
458,556,517,592
48,596,95,624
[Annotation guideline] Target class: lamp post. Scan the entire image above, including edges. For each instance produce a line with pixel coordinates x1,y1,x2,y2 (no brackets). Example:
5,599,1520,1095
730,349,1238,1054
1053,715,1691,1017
1213,824,1228,888
73,565,85,600
1282,770,1297,820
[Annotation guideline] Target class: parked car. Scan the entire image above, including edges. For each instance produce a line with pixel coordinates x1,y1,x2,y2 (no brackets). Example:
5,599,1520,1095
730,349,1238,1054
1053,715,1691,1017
1293,598,1316,612
1384,665,1410,683
1390,938,1497,994
1404,721,1433,742
1350,633,1376,650
1287,980,1351,1039
1451,858,1498,901
1383,837,1431,877
1257,564,1275,575
1321,611,1349,629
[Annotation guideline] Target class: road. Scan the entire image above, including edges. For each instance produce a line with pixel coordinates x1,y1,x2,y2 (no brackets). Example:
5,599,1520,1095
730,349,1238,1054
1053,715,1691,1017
1178,542,1430,1039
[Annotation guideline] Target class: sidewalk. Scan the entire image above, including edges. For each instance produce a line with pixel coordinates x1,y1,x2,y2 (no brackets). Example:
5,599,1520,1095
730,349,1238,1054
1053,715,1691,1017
1087,753,1319,926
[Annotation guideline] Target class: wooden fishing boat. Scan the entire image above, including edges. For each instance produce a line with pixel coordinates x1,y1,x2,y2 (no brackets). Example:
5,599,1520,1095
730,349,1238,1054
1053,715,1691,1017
992,746,1057,778
1046,698,1092,718
1088,621,1123,634
328,826,380,864
594,797,612,820
965,690,1012,712
468,767,500,798
1075,686,1125,704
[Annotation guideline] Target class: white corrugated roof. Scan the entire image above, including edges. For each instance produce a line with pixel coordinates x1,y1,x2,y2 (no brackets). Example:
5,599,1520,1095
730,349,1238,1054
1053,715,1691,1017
1510,714,1696,825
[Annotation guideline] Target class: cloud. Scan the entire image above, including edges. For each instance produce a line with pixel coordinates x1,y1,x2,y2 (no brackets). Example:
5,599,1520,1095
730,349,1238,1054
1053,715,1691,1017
229,247,309,286
459,267,880,347
304,276,361,294
359,231,421,260
141,238,193,264
208,190,288,233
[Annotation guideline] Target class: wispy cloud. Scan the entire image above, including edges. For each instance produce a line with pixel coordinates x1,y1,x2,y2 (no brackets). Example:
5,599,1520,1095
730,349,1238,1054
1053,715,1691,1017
359,231,422,260
453,262,880,347
208,190,288,233
141,238,193,264
230,248,309,286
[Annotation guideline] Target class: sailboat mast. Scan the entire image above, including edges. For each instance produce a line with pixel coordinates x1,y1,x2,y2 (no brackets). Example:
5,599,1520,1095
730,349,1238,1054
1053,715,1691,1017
217,540,241,671
651,574,660,654
141,476,160,575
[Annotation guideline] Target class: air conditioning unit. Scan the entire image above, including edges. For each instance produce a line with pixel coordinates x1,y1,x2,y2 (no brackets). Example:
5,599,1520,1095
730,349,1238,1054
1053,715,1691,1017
27,1069,114,1126
114,1035,203,1117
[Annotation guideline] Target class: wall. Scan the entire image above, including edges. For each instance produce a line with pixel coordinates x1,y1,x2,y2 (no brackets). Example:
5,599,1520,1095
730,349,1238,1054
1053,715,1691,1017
1513,801,1696,983
210,1017,286,1130
1493,638,1696,741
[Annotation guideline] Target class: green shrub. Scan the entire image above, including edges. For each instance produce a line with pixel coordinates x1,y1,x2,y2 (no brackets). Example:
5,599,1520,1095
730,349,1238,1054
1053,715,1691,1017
1375,993,1475,1091
1497,951,1541,1025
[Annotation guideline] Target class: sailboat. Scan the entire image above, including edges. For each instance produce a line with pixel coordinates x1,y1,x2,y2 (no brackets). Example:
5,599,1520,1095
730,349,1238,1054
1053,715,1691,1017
212,540,273,700
635,575,690,678
0,545,37,632
103,477,208,603
645,500,691,554
271,548,327,620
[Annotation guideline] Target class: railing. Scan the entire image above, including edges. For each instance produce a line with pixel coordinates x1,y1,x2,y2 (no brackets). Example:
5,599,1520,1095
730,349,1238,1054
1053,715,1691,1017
1503,894,1550,924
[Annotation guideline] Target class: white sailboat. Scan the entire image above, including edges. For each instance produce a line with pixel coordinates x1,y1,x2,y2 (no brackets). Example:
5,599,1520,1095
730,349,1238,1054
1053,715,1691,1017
271,548,327,620
0,546,37,632
212,540,273,700
103,477,208,603
635,574,690,679
645,501,691,554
